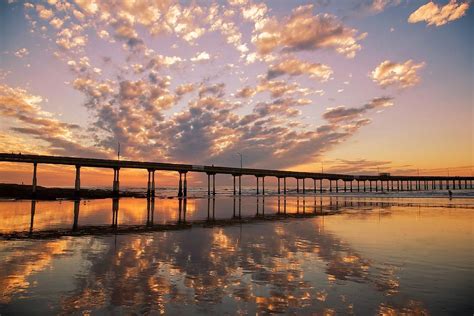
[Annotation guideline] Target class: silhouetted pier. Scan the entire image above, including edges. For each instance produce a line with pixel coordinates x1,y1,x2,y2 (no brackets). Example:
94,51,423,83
0,153,472,198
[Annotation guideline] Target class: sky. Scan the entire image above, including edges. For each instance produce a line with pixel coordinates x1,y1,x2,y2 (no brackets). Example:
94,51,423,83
0,0,472,186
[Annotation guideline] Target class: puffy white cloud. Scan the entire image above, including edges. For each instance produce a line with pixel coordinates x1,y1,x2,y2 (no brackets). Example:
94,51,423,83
371,60,425,88
190,51,211,62
408,0,470,26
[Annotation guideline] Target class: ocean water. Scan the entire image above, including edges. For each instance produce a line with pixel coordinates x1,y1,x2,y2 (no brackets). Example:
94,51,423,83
0,194,473,314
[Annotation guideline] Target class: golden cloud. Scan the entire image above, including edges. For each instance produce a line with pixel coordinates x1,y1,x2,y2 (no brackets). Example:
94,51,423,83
252,5,366,58
267,57,333,81
370,60,425,88
408,0,470,26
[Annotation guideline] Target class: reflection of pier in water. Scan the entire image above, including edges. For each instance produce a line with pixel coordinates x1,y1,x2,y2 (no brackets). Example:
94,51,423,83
9,195,472,239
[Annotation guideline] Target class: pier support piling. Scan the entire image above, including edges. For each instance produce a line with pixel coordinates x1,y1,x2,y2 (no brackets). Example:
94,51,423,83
207,174,211,196
233,176,236,195
213,174,216,195
178,172,183,197
113,168,120,197
147,170,152,197
74,165,81,199
32,162,37,198
151,170,155,197
183,172,187,197
239,175,242,195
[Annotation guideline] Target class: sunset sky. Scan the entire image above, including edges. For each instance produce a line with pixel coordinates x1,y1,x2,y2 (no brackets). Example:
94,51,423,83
0,0,472,186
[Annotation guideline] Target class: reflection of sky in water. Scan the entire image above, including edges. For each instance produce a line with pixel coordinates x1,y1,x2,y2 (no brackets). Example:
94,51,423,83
0,196,473,234
0,197,473,314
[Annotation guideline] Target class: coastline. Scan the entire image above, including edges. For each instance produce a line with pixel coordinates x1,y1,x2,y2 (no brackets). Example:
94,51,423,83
0,183,143,200
1,183,472,201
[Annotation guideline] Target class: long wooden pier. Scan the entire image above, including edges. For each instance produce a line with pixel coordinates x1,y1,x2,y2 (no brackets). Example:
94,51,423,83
0,153,472,198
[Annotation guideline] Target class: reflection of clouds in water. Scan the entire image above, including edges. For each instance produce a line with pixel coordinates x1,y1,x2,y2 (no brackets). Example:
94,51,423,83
0,198,471,314
49,217,402,314
378,300,429,315
0,239,82,304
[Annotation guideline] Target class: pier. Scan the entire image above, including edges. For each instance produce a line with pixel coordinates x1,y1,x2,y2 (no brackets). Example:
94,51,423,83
0,153,472,198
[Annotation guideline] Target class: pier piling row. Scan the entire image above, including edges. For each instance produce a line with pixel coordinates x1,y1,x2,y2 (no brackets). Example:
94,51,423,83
1,153,472,198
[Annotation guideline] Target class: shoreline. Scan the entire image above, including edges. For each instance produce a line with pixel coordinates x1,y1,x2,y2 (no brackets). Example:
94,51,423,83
0,183,472,201
0,183,143,200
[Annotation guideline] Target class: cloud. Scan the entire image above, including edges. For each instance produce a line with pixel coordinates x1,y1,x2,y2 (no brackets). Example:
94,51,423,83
371,60,425,88
190,51,211,62
322,158,394,174
253,97,309,118
175,83,196,96
235,86,257,98
256,78,301,99
267,57,333,81
408,0,470,26
353,0,402,14
36,4,54,20
56,26,87,51
0,84,104,157
14,48,29,58
198,83,226,98
49,17,64,29
13,0,399,170
252,4,366,58
146,55,184,70
323,97,393,123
